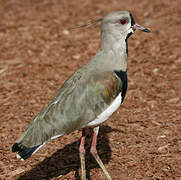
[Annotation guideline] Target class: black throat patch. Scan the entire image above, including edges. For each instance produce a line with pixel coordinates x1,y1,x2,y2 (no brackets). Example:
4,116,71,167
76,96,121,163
130,13,135,26
114,70,128,103
125,32,133,54
125,13,136,54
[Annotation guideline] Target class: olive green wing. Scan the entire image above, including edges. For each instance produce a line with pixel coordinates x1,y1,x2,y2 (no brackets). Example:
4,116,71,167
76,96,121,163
12,71,125,160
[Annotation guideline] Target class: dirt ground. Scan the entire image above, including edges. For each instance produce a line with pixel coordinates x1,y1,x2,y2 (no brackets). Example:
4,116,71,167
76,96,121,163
0,0,180,179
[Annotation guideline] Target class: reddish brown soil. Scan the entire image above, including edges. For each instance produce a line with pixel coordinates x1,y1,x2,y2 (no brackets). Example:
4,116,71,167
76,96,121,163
0,0,180,179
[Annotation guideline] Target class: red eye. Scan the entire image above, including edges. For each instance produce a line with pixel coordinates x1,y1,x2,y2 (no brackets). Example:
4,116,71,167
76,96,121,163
120,18,128,25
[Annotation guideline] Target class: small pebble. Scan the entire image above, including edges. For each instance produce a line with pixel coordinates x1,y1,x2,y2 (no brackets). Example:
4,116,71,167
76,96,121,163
63,30,70,35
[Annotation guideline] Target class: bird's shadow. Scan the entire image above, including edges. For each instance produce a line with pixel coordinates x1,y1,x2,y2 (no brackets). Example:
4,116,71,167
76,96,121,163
18,125,121,180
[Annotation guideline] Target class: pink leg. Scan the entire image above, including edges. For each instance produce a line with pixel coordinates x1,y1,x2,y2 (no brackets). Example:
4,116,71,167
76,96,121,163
90,126,112,180
79,129,86,180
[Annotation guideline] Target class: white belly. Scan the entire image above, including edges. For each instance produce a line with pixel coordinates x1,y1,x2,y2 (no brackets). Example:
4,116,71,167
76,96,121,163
87,93,122,127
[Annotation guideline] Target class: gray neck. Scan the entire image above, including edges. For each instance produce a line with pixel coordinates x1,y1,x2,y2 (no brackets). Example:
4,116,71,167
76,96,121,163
100,31,128,72
86,31,128,72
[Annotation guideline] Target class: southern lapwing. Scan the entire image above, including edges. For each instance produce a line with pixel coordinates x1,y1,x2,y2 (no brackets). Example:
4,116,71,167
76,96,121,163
12,11,150,180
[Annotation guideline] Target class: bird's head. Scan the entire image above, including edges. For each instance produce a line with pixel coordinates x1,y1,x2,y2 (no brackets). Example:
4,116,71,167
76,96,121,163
101,11,150,40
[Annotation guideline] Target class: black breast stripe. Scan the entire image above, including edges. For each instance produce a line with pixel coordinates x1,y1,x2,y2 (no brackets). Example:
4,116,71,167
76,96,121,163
125,32,132,55
114,70,128,103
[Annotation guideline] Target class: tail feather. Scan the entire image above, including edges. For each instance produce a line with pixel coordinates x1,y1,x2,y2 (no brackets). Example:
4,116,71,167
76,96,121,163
12,143,43,160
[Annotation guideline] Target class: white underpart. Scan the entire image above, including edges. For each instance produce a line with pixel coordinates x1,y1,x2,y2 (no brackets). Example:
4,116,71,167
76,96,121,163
87,93,122,127
16,93,122,160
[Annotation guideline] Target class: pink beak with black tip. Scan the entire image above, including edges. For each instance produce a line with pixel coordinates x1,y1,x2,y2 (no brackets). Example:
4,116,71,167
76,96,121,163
132,24,151,32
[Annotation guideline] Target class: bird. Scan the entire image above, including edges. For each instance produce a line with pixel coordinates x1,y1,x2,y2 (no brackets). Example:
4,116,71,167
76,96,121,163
12,11,150,180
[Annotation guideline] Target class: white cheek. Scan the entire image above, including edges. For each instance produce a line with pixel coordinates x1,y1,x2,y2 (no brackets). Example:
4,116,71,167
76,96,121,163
127,28,134,34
